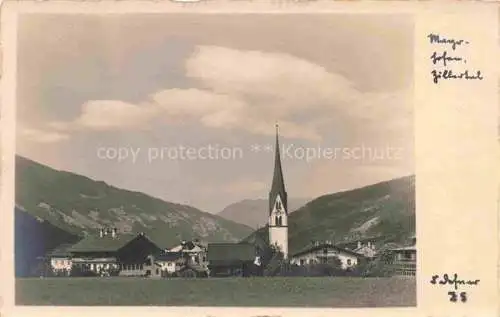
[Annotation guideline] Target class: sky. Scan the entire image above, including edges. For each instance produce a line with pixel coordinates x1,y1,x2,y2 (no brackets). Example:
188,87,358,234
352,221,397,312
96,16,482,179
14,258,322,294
16,13,415,213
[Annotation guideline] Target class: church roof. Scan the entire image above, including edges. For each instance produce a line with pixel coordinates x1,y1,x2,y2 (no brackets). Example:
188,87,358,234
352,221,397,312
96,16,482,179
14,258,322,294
269,123,287,213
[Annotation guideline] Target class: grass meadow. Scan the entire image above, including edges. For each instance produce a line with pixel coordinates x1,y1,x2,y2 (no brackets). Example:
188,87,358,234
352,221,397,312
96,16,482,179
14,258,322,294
16,276,416,307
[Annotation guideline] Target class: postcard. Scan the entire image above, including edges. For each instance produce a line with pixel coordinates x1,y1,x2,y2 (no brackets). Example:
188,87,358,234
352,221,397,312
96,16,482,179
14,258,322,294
0,1,498,317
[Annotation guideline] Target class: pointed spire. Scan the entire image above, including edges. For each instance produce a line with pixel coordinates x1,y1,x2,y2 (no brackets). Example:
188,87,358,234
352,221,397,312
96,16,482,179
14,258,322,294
269,122,287,214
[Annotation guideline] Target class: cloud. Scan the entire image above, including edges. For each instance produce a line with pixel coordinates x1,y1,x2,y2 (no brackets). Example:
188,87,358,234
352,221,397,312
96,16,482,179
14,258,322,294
75,100,158,131
151,88,246,127
41,45,412,144
19,127,69,144
186,46,359,109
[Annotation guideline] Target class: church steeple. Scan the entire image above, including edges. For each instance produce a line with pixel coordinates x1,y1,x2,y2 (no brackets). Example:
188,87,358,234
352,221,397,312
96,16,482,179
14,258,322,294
269,122,288,215
268,123,289,257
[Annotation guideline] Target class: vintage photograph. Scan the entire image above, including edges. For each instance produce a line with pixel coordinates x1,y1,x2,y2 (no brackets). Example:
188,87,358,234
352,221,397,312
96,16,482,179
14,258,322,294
13,12,416,307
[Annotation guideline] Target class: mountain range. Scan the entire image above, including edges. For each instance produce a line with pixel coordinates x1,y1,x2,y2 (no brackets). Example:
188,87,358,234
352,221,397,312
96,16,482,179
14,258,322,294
217,198,310,229
15,155,253,263
14,155,415,275
243,175,415,255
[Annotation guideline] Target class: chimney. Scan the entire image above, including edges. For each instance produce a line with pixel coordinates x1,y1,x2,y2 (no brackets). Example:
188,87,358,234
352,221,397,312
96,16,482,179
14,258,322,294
357,241,362,249
99,228,104,238
367,241,371,248
112,228,117,238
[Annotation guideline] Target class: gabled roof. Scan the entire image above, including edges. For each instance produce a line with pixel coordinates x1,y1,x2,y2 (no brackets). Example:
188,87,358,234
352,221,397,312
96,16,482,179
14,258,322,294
47,243,74,257
207,243,255,263
68,233,141,253
169,241,205,252
291,243,365,258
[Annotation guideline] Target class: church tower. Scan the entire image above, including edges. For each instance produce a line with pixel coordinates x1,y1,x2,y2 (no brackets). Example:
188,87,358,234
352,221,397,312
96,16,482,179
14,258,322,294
268,123,288,258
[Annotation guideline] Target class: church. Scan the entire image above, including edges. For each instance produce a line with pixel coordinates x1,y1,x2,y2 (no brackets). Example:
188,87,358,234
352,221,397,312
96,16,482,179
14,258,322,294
268,123,289,258
263,124,366,270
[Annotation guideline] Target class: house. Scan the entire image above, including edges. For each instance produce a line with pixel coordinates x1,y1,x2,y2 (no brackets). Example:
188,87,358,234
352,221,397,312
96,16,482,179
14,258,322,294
46,243,73,276
386,236,416,276
149,251,186,276
167,239,207,267
67,230,162,277
335,236,386,259
338,239,378,259
289,241,365,270
207,243,256,277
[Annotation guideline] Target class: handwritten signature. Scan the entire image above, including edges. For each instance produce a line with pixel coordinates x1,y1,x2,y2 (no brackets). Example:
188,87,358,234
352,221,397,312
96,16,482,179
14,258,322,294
430,273,480,290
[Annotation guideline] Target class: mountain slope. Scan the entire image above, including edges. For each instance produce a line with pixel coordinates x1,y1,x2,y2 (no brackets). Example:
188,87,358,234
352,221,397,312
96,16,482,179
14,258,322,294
217,198,309,229
243,176,415,255
15,156,253,249
15,206,81,277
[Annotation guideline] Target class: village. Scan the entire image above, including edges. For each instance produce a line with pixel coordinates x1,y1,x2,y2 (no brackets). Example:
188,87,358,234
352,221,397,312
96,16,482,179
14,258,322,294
39,125,416,279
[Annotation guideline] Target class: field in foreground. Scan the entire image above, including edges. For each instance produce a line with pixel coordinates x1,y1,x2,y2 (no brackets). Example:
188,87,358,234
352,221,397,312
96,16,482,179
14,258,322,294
16,277,416,307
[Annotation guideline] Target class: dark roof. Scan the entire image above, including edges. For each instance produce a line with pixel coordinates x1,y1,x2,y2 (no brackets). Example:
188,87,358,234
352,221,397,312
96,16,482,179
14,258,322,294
269,124,287,213
68,233,140,253
156,252,184,261
207,243,255,263
46,243,74,257
291,243,365,258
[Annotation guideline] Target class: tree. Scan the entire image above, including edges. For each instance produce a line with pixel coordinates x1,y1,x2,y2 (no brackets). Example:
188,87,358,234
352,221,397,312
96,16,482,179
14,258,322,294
360,251,396,277
259,244,285,276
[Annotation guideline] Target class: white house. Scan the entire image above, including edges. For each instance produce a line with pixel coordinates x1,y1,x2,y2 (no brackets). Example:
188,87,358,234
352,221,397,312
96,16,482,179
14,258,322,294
168,240,207,265
290,242,364,270
46,243,73,275
152,252,185,274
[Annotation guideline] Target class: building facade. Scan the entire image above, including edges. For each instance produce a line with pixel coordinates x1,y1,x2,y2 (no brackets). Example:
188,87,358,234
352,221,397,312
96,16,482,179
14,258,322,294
387,236,417,276
207,243,256,277
290,242,364,270
67,231,162,277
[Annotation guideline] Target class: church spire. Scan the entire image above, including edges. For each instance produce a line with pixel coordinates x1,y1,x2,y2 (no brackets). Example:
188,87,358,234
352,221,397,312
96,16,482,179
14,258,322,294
269,122,287,214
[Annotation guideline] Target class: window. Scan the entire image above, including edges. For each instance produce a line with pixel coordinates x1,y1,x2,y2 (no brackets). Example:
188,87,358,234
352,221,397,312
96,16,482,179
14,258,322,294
300,259,305,266
347,259,352,266
276,201,282,210
276,216,282,226
156,269,159,275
